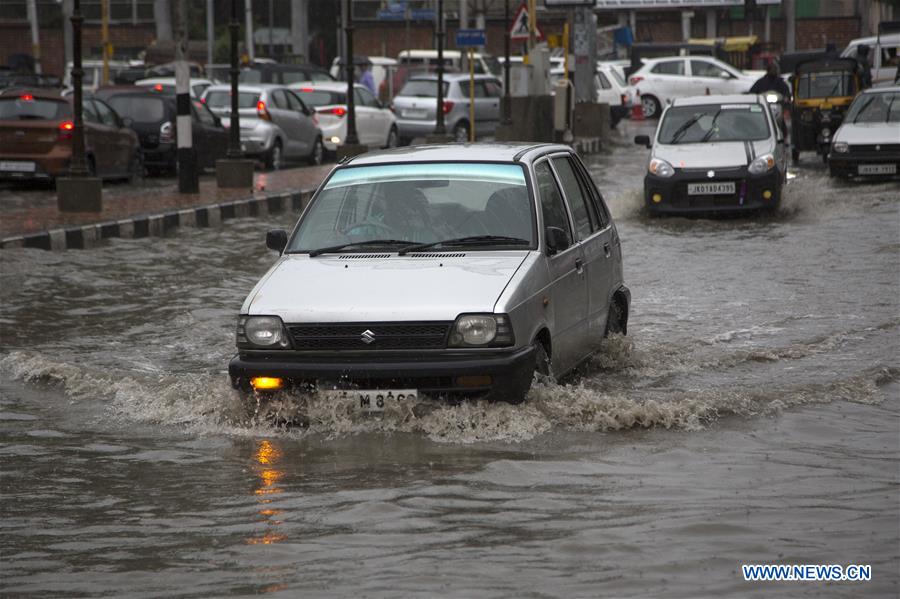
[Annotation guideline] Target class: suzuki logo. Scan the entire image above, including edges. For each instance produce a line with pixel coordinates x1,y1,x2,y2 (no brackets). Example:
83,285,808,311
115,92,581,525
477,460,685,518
707,170,715,178
360,329,375,344
875,145,881,151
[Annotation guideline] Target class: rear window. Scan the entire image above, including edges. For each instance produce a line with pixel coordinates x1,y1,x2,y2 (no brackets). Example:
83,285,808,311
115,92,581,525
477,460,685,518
204,91,261,109
0,96,71,120
106,95,167,122
295,89,346,107
238,69,263,83
398,80,449,97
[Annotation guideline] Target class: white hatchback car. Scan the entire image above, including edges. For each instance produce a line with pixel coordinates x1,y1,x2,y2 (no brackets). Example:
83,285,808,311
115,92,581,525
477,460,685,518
828,86,900,179
628,55,758,119
292,82,399,152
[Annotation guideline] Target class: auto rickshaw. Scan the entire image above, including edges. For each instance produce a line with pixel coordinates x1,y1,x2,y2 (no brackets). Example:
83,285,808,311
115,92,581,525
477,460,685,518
790,58,862,163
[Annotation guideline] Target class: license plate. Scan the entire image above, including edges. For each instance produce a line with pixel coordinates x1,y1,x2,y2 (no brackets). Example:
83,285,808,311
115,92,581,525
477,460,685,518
320,389,417,412
401,109,427,119
687,182,735,195
858,164,896,175
0,160,35,173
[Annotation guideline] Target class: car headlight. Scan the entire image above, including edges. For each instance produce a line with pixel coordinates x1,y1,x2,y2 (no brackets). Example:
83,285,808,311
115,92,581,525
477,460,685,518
748,153,776,175
448,314,514,347
648,158,675,178
765,93,780,103
832,141,849,153
237,315,291,348
821,127,831,138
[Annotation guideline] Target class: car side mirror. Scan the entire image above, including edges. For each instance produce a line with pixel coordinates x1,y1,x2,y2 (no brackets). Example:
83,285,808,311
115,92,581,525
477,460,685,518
634,134,651,148
266,229,288,253
122,116,133,127
545,226,570,256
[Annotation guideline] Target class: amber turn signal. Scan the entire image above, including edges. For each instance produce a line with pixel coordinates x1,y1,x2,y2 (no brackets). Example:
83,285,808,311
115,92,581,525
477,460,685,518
251,377,283,390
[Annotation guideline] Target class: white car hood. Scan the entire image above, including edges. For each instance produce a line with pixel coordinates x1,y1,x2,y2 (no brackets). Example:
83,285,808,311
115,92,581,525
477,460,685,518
654,141,770,169
242,252,529,322
834,122,900,145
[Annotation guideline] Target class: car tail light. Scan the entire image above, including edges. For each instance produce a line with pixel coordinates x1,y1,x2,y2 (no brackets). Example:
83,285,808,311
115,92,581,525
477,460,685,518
629,76,643,86
257,100,271,121
325,106,346,117
442,100,454,114
153,83,164,92
21,93,34,102
300,87,314,92
160,120,174,143
58,120,74,140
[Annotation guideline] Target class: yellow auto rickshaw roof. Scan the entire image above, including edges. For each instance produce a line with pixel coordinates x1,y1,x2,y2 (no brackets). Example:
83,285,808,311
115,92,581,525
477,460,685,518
688,36,759,52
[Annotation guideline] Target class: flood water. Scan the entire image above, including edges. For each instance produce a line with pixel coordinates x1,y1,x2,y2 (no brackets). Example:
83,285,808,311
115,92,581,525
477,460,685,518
2,121,898,597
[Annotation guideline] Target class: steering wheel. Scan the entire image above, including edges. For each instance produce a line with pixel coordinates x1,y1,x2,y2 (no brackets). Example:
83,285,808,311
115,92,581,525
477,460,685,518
342,219,396,237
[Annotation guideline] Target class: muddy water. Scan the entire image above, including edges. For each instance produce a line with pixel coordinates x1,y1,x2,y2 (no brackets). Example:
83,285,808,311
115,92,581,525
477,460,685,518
2,121,898,597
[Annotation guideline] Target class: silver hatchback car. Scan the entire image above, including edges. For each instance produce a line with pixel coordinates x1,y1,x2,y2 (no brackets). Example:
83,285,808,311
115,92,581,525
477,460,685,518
202,83,324,169
229,143,630,407
392,73,503,143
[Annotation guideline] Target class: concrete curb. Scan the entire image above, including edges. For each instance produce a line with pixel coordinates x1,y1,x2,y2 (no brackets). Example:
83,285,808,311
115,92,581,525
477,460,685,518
1,188,314,251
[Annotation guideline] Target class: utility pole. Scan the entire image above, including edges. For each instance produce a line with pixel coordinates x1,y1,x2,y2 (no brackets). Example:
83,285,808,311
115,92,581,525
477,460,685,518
785,0,795,52
502,0,511,125
268,0,274,58
435,0,446,135
460,0,467,30
216,0,255,187
101,0,110,84
290,0,309,61
57,0,102,212
207,0,214,68
26,0,41,74
175,0,198,193
336,0,365,158
154,0,173,42
245,0,255,61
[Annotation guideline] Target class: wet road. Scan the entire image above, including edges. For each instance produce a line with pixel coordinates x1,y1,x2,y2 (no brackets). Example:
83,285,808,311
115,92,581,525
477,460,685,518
2,121,898,597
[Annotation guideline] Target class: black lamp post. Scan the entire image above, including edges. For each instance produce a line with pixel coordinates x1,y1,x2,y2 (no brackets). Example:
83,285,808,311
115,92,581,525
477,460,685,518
434,0,446,135
344,0,360,146
69,0,89,177
226,0,242,159
503,0,512,125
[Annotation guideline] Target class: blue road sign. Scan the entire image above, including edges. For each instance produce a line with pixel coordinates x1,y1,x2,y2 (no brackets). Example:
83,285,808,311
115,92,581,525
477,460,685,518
456,29,486,47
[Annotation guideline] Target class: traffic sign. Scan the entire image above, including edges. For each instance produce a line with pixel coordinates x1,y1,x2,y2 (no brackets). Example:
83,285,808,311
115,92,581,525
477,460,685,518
456,29,486,47
509,2,543,41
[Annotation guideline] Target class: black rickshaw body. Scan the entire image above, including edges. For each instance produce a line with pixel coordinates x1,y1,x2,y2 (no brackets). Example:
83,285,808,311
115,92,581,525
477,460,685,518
790,58,862,161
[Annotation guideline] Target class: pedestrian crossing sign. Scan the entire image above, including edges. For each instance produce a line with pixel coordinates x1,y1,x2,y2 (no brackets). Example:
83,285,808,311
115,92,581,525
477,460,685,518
509,2,544,41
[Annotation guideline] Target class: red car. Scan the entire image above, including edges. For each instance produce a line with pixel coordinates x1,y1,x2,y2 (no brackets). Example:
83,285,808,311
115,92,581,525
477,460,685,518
0,88,141,181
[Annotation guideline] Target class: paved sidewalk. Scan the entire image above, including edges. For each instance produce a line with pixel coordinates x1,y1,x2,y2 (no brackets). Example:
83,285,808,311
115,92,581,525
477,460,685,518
0,164,333,250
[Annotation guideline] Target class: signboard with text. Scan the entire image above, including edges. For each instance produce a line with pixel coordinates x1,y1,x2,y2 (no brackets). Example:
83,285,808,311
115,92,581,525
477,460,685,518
456,29,487,47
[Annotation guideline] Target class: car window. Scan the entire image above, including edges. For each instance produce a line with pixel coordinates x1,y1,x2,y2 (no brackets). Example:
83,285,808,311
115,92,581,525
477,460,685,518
458,80,488,98
296,89,347,107
83,100,99,123
356,87,379,107
484,79,503,97
309,71,333,82
651,60,685,76
238,68,262,83
534,160,572,247
105,95,166,123
597,72,612,89
0,96,71,120
288,162,534,251
93,99,119,126
284,90,307,112
551,156,598,240
270,89,288,109
191,83,209,98
398,79,450,97
607,68,627,87
844,91,900,123
192,99,216,125
204,90,260,109
571,158,609,228
691,59,728,78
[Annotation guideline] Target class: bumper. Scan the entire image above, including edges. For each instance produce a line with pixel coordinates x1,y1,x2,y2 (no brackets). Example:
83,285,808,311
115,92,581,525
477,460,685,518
142,143,176,169
0,154,69,180
828,152,900,177
229,345,536,402
644,167,781,214
396,119,438,141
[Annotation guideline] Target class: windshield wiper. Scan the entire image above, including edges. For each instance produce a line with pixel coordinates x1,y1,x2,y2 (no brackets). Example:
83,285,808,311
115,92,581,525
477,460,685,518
852,96,876,123
699,108,724,143
398,235,530,255
668,113,704,144
885,96,895,123
299,239,417,257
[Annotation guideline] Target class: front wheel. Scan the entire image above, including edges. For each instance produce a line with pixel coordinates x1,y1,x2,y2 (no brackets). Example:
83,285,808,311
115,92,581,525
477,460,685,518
308,136,324,165
641,95,661,119
605,301,626,337
453,121,469,143
265,139,283,170
384,126,399,149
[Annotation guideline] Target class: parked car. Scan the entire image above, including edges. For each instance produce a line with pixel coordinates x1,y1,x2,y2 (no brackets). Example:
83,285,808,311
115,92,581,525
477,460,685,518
62,60,143,94
0,88,141,181
398,49,502,78
828,86,900,178
94,87,229,176
628,55,758,118
328,55,399,95
634,94,786,214
135,77,215,99
292,82,398,152
625,42,723,77
202,84,323,168
392,73,503,143
840,31,900,87
238,62,333,86
228,143,630,407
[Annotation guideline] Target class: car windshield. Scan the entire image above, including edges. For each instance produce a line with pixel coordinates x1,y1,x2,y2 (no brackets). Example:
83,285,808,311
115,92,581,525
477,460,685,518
398,79,449,97
287,162,535,253
0,96,70,120
295,89,346,106
845,91,899,123
106,95,166,122
607,68,627,87
204,91,260,109
796,71,856,99
658,103,770,143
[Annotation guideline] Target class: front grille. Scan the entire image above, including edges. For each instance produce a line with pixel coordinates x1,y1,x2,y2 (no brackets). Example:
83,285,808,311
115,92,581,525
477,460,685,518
288,322,452,351
849,143,900,153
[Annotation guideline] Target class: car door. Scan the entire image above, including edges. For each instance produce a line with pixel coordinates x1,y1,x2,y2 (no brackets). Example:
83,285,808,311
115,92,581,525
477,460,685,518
268,89,303,156
645,59,688,103
690,58,741,95
356,86,389,146
352,87,376,146
191,98,228,168
481,78,503,131
285,90,319,154
533,158,588,374
87,99,122,176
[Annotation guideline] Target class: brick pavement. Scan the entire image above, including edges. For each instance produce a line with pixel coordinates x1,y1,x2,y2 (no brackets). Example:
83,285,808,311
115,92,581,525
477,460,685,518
0,164,333,250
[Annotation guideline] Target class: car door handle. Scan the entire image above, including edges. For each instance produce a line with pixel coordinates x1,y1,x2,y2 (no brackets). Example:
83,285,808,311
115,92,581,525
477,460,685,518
575,257,584,273
603,243,611,258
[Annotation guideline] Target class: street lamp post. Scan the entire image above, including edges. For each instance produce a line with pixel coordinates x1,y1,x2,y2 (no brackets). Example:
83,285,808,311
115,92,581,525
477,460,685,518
434,0,446,135
57,0,102,212
503,0,511,125
216,0,255,187
336,0,366,159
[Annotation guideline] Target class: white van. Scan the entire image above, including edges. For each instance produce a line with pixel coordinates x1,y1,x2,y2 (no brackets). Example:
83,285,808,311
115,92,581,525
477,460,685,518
398,49,501,77
841,32,900,86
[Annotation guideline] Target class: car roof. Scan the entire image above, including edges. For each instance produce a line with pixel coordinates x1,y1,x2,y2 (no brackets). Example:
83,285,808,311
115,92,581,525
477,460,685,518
860,85,900,94
670,94,763,107
204,83,282,92
293,82,357,92
0,87,66,100
408,72,498,82
136,77,213,85
341,143,572,166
